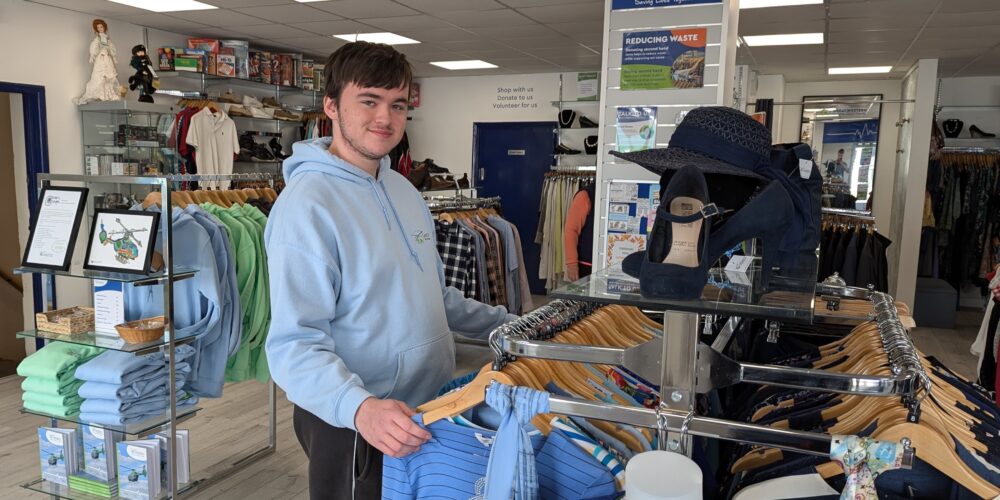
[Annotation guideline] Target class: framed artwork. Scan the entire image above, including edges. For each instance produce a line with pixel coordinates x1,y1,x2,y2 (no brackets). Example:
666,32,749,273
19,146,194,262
83,209,159,275
21,186,89,271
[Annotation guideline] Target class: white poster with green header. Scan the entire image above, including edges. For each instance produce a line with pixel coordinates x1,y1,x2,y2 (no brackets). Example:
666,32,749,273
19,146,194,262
576,72,599,101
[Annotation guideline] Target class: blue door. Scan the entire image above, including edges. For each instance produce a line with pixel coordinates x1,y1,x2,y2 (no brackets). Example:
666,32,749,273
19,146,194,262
472,121,556,295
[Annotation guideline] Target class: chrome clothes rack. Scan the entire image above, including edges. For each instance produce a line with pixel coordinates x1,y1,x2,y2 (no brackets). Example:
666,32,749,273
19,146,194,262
425,195,501,212
488,298,919,461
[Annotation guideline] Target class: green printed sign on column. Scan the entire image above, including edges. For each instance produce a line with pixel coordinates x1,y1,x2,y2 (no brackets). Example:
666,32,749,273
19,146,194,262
621,29,707,90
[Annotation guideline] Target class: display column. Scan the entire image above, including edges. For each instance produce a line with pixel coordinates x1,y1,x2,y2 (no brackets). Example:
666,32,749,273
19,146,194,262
591,0,741,456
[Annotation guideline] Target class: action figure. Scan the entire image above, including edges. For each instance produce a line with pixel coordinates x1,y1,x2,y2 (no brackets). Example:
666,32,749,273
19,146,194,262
73,19,123,105
128,44,157,103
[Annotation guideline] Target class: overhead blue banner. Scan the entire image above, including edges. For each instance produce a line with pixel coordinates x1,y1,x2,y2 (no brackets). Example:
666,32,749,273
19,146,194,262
612,0,721,10
822,119,880,144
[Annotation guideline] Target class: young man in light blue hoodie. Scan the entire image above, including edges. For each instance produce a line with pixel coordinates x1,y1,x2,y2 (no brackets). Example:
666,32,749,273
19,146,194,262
264,42,518,499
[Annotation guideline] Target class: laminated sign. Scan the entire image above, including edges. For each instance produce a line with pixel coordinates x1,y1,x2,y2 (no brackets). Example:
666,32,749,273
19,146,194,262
612,0,721,10
621,29,707,90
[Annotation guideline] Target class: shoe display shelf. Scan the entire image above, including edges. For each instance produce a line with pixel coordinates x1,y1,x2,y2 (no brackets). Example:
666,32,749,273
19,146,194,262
552,73,601,171
14,173,279,499
80,101,182,191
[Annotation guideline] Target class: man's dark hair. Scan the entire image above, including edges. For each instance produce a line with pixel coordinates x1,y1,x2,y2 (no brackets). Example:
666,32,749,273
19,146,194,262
838,148,845,154
324,42,413,102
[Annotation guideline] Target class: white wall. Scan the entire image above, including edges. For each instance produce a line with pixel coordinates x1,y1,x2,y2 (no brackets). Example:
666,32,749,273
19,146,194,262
0,0,190,328
764,79,903,231
755,74,785,143
408,72,564,179
938,76,1000,139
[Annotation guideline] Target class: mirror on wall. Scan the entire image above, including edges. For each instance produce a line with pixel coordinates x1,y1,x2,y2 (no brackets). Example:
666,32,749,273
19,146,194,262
799,94,882,212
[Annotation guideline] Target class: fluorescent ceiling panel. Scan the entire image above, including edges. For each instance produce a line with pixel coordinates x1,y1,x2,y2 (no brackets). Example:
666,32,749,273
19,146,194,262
828,66,893,74
430,60,498,70
741,0,822,8
743,33,824,46
333,33,420,45
108,0,217,12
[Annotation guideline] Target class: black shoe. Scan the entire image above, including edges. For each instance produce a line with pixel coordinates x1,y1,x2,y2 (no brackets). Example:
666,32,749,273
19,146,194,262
970,125,996,138
559,110,577,128
239,131,255,151
425,159,449,173
457,173,470,189
251,144,275,161
269,138,288,160
579,115,598,128
555,143,581,155
237,148,254,162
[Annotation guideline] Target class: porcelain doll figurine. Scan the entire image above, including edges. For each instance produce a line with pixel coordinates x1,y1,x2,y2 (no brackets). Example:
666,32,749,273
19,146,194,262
74,19,123,105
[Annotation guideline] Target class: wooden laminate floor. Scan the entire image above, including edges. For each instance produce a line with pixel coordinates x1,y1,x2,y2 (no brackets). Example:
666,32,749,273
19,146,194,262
0,314,985,500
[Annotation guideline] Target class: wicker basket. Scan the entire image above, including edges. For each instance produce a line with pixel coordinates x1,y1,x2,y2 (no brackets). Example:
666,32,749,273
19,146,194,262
115,316,165,344
35,307,95,335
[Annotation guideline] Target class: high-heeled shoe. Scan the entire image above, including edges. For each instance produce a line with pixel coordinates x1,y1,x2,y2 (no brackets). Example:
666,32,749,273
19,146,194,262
703,179,794,290
970,125,996,139
623,177,794,294
622,165,717,299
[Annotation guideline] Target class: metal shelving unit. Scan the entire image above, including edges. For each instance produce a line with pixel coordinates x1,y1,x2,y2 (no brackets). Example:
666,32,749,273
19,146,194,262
15,173,279,499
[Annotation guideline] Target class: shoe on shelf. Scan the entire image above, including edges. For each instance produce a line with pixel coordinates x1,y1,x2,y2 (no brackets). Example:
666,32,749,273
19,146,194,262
250,143,276,162
269,138,288,160
273,109,301,121
424,159,449,174
261,96,281,108
622,165,716,299
457,173,470,189
218,90,241,104
559,110,577,128
227,105,252,117
970,125,997,138
579,115,598,128
556,143,582,155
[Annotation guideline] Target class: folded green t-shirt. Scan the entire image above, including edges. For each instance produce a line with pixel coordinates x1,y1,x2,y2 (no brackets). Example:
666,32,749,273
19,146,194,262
22,398,81,417
16,343,103,383
21,376,84,396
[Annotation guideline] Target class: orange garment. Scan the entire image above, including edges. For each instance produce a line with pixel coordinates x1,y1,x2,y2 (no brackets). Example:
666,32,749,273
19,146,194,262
564,190,592,268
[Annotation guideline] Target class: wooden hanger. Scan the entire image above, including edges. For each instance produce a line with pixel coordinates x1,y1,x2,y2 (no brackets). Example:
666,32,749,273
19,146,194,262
418,365,514,425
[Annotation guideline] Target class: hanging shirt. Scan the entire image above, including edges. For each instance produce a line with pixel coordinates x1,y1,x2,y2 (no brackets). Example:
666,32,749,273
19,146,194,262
185,107,239,188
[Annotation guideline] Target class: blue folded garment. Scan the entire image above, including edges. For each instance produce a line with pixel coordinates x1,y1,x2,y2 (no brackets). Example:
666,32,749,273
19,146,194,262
79,392,199,424
74,345,195,385
78,363,189,401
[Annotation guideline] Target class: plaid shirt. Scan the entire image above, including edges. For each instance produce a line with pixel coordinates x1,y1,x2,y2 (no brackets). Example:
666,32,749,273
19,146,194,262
435,221,478,299
470,218,506,306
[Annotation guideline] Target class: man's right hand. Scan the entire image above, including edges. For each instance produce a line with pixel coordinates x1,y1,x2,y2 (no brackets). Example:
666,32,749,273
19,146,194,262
354,397,431,458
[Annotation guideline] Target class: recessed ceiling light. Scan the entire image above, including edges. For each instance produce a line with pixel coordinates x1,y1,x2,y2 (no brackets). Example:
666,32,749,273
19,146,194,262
108,0,217,12
829,66,893,75
740,0,822,8
804,107,836,112
815,114,841,118
333,33,420,45
294,0,326,2
430,60,498,70
742,33,823,47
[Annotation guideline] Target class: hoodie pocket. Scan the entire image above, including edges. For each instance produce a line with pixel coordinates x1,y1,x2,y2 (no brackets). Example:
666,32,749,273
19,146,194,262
387,332,456,402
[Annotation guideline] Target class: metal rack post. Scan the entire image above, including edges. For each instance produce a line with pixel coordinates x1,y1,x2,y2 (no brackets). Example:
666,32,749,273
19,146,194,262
660,311,699,454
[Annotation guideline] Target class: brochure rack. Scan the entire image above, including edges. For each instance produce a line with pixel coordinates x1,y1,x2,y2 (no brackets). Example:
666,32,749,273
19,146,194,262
14,172,279,499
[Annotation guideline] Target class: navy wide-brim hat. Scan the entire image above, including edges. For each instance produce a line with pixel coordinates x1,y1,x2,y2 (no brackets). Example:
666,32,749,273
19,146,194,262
610,106,770,180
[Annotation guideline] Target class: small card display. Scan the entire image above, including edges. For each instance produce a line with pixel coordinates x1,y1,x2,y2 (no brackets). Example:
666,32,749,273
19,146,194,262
22,186,88,271
83,210,159,275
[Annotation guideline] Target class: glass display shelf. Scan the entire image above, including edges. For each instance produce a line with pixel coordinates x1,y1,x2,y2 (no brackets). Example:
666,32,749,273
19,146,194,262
21,405,200,436
158,70,319,95
85,144,168,150
550,100,601,105
552,153,598,158
229,115,301,126
13,266,197,286
549,256,819,322
21,476,194,500
79,101,179,115
17,328,199,354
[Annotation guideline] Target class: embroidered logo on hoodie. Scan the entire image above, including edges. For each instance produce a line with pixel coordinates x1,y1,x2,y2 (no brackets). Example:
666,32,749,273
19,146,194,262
413,230,430,244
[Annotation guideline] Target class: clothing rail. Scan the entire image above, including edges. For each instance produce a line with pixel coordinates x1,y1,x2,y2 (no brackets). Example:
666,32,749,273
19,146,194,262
871,292,930,421
425,195,501,212
821,207,875,221
940,147,1000,154
486,299,916,461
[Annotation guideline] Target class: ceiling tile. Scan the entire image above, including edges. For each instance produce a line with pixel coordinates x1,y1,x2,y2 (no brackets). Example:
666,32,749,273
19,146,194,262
740,4,825,24
829,17,927,31
395,0,503,13
471,24,555,39
234,4,341,23
311,0,420,18
115,13,210,33
502,36,586,49
932,11,1000,27
939,0,1000,13
432,39,512,52
276,36,346,50
829,0,938,18
230,24,317,39
32,0,147,17
359,15,455,32
292,20,379,36
190,0,297,6
394,27,482,42
524,47,601,60
166,9,272,27
503,0,601,6
517,2,604,23
435,9,535,28
186,27,262,39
